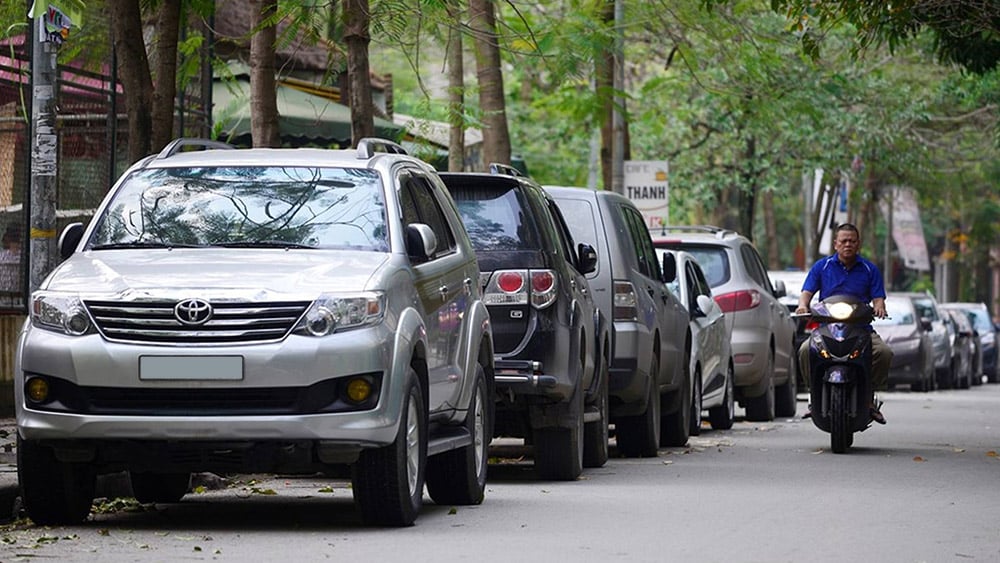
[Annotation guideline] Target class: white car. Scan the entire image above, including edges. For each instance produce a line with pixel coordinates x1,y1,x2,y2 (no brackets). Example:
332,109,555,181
659,249,735,433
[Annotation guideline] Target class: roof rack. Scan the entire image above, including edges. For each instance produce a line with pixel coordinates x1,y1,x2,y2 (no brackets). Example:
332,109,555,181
647,225,738,239
488,163,523,177
356,138,408,159
155,138,235,161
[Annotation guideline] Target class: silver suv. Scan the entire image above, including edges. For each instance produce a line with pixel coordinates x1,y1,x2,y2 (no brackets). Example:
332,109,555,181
15,138,494,527
651,226,797,421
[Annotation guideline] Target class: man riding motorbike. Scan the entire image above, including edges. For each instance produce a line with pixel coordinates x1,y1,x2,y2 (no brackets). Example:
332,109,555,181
795,223,892,424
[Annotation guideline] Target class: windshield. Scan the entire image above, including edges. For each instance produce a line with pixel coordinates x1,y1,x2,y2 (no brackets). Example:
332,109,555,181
89,166,388,251
873,298,916,326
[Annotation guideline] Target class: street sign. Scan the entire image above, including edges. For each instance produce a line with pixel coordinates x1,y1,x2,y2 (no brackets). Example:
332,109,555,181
624,160,669,228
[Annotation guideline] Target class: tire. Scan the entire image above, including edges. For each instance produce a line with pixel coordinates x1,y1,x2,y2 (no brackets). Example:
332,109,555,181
709,363,735,430
660,349,692,447
582,357,609,468
616,356,661,458
774,352,798,418
744,351,776,422
535,364,584,481
426,364,489,506
353,372,427,526
830,385,850,454
130,472,191,504
18,437,96,525
937,365,955,390
688,367,703,437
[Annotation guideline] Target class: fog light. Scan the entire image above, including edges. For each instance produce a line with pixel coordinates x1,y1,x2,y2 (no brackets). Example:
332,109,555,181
26,377,50,403
345,377,372,403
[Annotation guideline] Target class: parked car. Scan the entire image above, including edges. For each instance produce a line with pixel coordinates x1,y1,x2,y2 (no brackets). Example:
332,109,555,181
651,226,797,421
940,302,998,383
15,138,495,527
942,308,976,389
441,168,610,479
661,249,736,433
544,186,693,453
767,269,811,389
875,293,936,391
898,292,953,390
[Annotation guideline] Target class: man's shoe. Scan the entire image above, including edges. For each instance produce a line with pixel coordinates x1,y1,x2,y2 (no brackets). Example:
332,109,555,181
870,404,886,425
801,406,812,419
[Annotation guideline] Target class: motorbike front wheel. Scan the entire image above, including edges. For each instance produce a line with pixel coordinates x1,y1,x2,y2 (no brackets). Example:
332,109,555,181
829,385,851,454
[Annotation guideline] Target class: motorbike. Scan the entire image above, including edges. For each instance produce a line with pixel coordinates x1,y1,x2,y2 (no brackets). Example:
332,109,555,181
800,295,879,453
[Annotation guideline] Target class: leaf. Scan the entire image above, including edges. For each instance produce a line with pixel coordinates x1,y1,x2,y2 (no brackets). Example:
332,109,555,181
913,456,926,462
987,451,998,458
448,507,457,515
952,448,965,453
318,486,335,493
662,460,674,465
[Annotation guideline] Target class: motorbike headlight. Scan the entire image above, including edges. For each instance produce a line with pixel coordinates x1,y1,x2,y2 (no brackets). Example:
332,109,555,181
31,292,94,336
828,302,854,320
293,292,385,337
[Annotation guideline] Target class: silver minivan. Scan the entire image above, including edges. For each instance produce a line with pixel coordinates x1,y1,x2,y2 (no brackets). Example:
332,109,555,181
546,186,691,454
15,139,494,527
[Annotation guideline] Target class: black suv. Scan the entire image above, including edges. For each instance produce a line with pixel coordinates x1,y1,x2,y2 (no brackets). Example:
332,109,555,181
442,167,610,480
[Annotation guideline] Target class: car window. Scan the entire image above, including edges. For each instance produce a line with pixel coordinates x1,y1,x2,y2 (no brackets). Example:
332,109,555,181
912,297,939,321
400,174,457,256
740,243,770,290
451,183,539,251
963,308,992,332
623,206,661,280
874,299,915,326
553,197,600,279
682,246,730,288
546,199,579,267
90,166,389,251
692,261,712,298
685,263,700,310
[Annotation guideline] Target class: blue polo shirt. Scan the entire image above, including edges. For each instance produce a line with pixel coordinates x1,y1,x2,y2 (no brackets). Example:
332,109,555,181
802,254,886,302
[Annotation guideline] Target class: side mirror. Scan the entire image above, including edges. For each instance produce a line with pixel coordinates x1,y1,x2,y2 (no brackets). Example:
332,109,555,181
772,279,787,299
696,294,722,321
58,222,85,260
405,223,437,262
577,242,597,274
661,251,676,284
919,317,933,332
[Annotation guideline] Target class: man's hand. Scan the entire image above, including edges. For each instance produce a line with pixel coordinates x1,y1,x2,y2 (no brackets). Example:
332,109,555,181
872,298,888,319
794,305,809,315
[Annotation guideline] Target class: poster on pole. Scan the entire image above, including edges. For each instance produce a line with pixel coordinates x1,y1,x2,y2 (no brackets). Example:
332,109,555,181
878,186,930,271
624,160,669,229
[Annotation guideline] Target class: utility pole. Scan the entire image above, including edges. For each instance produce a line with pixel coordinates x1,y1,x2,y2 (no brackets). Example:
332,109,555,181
29,7,61,295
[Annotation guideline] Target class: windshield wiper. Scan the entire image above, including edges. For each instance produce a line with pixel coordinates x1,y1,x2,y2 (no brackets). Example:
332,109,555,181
213,240,315,249
90,242,200,250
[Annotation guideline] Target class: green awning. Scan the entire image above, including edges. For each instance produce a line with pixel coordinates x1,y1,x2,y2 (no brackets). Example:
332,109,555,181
212,78,404,147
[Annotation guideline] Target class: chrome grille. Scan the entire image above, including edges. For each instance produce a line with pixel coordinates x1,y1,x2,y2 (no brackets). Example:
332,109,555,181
85,300,311,345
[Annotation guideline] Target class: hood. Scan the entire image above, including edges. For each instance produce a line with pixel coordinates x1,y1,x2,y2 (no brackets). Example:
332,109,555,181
43,248,391,300
875,323,921,342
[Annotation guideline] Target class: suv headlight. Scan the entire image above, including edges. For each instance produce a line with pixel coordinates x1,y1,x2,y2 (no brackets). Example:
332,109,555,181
31,292,94,336
294,292,385,337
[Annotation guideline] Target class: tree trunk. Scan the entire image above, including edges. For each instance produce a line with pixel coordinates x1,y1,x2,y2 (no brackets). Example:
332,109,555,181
151,0,181,152
250,0,281,148
110,0,153,164
446,1,466,171
344,0,375,147
596,0,614,191
762,187,779,269
469,0,511,168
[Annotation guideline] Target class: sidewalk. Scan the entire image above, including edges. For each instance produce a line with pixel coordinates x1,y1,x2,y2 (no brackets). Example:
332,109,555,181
0,419,19,522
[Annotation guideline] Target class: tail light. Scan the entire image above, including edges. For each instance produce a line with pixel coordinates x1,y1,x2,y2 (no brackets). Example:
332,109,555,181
804,320,819,333
714,289,761,313
613,280,638,321
482,269,558,309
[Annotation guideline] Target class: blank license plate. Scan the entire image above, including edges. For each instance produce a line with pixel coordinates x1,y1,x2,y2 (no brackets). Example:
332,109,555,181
139,356,244,381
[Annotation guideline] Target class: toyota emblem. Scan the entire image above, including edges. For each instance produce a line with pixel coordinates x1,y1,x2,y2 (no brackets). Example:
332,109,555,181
174,298,213,325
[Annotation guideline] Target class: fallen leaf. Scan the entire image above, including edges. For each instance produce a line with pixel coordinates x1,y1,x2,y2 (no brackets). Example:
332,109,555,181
953,448,965,453
812,449,824,455
987,451,998,458
318,486,335,493
913,456,926,462
662,460,673,465
448,507,458,515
